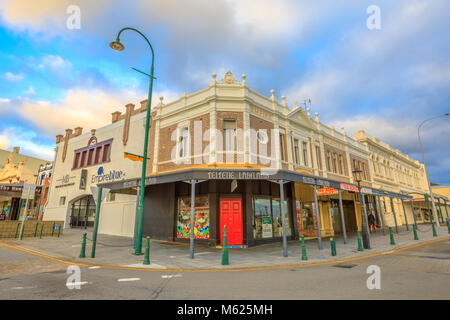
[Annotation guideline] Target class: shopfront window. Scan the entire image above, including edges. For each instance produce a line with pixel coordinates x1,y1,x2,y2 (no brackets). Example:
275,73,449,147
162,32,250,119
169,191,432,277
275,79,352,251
253,196,292,239
297,201,318,237
177,196,210,239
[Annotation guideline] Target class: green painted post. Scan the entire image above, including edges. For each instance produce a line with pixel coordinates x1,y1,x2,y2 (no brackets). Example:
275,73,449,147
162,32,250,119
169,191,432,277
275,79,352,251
34,223,39,237
437,198,444,224
444,199,449,219
222,225,229,265
57,225,61,238
413,224,419,240
389,227,395,245
79,233,87,258
15,222,22,239
330,237,336,256
91,187,103,258
431,221,437,237
143,236,150,265
357,230,363,251
301,235,308,261
446,219,450,234
40,223,44,239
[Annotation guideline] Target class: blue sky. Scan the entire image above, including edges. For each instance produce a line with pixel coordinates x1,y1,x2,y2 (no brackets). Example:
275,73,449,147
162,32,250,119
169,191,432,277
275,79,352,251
0,0,449,185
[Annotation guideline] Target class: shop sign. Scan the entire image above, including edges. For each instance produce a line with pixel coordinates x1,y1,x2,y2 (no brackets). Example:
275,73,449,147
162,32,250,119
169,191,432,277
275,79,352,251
316,187,338,196
360,187,373,194
262,216,273,238
340,183,359,192
91,166,126,184
21,184,36,200
55,174,76,188
207,171,270,180
316,179,331,187
302,176,315,185
0,185,23,193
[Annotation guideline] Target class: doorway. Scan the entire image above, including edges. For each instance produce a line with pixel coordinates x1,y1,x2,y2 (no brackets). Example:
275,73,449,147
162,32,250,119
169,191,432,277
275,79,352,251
219,198,243,245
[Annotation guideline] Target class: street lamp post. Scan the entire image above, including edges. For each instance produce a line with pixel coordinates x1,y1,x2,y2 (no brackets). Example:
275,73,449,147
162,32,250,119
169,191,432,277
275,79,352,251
417,113,450,229
353,167,371,249
110,27,155,255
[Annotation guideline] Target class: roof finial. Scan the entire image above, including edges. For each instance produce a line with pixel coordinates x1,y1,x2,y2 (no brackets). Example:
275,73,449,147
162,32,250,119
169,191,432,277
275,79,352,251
210,73,217,86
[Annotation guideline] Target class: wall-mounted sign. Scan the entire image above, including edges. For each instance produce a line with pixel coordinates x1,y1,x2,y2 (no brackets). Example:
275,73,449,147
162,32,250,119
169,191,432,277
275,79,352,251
55,175,76,188
340,183,359,192
360,187,373,194
316,179,331,188
91,166,126,184
207,171,270,180
262,216,273,238
316,187,338,196
80,169,87,190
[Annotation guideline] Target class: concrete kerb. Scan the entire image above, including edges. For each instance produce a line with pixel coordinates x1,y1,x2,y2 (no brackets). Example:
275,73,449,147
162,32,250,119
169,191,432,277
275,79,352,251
1,229,449,273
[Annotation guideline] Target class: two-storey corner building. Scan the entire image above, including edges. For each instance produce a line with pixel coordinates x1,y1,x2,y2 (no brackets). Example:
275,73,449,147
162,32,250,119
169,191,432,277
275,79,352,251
100,71,431,247
44,101,151,236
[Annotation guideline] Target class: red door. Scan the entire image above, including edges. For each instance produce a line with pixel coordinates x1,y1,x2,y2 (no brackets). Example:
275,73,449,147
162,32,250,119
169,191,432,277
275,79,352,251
220,198,243,245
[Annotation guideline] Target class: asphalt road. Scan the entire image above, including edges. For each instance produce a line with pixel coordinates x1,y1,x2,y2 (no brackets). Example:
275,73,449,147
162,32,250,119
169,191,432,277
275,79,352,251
0,240,449,300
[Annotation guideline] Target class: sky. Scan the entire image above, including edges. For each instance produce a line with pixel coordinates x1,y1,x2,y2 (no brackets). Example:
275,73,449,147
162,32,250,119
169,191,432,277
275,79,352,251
0,0,449,185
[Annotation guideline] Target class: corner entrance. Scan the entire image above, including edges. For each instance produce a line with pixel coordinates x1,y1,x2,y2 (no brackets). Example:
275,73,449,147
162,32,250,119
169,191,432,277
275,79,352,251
220,198,243,245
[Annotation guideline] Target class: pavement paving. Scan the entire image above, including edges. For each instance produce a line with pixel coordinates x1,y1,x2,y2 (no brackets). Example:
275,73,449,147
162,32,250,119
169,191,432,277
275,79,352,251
1,224,449,271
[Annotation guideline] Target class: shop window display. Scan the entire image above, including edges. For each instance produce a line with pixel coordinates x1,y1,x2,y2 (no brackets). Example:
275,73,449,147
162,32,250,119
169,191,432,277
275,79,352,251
297,201,318,237
253,197,292,239
177,196,210,239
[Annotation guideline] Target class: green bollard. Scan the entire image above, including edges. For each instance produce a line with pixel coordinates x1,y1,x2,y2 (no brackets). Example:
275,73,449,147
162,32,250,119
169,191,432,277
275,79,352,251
79,233,87,258
34,223,40,237
222,225,229,265
413,224,419,240
447,219,450,234
301,235,308,261
57,225,61,238
15,222,22,239
357,230,363,251
143,236,150,265
389,227,395,245
330,237,336,256
40,223,44,239
431,222,437,237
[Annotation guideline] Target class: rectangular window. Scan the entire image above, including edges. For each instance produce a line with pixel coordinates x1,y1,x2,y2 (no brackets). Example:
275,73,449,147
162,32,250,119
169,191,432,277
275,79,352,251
338,154,344,175
223,120,236,152
102,144,110,163
73,152,80,169
87,148,94,166
332,153,337,173
279,134,286,161
94,147,101,164
59,196,66,206
293,139,300,165
315,146,322,170
80,151,87,168
179,127,189,158
176,196,210,239
253,196,292,239
327,151,332,172
302,142,308,166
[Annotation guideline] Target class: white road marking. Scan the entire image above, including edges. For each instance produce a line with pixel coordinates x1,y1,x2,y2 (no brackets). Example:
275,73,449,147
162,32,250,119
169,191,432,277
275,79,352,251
66,281,89,287
117,278,141,282
121,263,167,269
169,256,176,258
195,252,213,256
11,286,37,290
161,274,182,279
88,266,101,269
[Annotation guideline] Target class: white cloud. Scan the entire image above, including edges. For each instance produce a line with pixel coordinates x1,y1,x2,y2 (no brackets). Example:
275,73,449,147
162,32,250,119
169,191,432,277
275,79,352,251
4,72,24,82
0,127,54,160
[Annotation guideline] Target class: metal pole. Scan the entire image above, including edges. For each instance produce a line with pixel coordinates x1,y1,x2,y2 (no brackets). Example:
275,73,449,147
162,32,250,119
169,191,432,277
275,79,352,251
133,186,140,249
360,192,371,249
437,198,444,224
18,198,29,240
91,187,103,258
376,196,386,235
417,116,447,227
338,190,347,244
313,185,323,250
410,199,418,226
401,199,409,231
190,180,196,259
444,199,449,219
113,27,156,255
390,197,399,234
279,180,288,257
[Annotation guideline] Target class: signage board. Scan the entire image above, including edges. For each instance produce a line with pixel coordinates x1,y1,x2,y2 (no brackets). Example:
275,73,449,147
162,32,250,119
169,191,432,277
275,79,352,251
21,184,36,200
316,187,338,196
262,216,273,238
340,183,359,192
231,179,238,192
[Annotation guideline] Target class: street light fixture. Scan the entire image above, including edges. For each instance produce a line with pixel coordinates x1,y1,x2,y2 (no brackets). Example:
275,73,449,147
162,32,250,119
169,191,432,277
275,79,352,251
352,167,371,249
417,113,450,229
110,27,155,255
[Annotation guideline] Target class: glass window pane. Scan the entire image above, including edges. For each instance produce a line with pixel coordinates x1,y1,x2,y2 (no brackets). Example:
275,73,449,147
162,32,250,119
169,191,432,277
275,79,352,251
272,198,291,237
177,196,210,239
254,197,272,239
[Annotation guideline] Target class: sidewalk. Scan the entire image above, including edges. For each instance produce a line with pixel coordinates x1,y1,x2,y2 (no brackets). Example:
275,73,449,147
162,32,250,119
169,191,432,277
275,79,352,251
2,225,449,271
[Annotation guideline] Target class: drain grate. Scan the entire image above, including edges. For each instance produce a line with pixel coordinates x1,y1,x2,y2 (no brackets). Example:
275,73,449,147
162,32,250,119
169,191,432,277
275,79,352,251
333,263,357,269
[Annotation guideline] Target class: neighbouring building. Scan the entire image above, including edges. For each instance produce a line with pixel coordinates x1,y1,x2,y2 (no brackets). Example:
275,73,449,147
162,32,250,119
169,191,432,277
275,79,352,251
0,147,49,221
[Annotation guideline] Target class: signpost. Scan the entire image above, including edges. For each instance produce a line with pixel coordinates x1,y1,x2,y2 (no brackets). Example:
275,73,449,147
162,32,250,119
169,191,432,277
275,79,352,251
18,184,36,240
90,186,110,258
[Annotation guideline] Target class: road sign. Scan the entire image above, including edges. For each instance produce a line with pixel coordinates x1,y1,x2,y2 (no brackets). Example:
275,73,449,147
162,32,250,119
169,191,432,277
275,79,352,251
21,184,36,200
90,186,110,203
